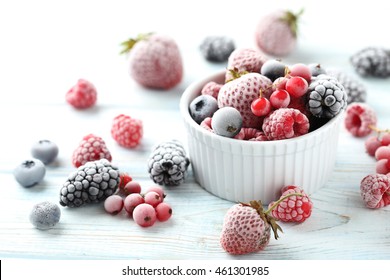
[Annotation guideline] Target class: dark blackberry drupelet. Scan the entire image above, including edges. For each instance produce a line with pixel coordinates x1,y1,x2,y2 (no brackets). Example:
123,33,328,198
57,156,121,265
326,68,367,103
148,140,190,186
307,74,347,118
200,36,236,62
59,159,120,207
350,47,390,78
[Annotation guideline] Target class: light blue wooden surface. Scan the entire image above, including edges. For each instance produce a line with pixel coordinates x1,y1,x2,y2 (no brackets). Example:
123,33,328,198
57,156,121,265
0,0,389,260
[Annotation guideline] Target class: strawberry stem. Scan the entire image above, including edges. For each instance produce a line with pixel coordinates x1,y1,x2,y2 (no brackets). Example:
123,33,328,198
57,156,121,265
119,32,154,55
264,192,303,215
225,68,249,83
280,8,304,37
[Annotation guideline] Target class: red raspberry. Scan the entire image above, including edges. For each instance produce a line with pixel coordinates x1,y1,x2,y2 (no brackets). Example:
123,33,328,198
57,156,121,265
72,134,112,167
111,114,143,148
66,79,97,109
268,186,313,223
201,81,222,100
344,103,377,137
242,128,268,141
360,174,390,209
262,108,309,140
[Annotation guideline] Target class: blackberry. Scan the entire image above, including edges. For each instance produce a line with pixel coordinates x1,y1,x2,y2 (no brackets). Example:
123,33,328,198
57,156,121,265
148,140,190,186
200,36,235,62
307,74,347,118
59,159,121,207
350,47,390,78
327,68,367,103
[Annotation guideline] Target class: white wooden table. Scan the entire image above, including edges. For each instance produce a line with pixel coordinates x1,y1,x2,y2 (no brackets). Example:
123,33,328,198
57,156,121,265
1,0,390,260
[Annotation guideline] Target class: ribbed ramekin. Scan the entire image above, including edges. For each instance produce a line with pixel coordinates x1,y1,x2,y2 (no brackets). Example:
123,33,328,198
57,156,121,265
180,71,343,204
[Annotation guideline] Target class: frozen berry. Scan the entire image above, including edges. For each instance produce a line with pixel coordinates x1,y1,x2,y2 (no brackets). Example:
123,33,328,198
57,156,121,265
211,107,243,138
270,89,290,108
289,63,311,83
71,134,112,168
189,95,218,124
263,108,309,140
66,79,97,109
251,97,271,117
31,140,59,165
123,181,141,195
273,77,289,90
111,114,143,148
260,59,288,82
350,47,390,78
155,202,172,222
200,36,235,62
144,191,162,207
285,76,308,98
308,63,326,76
14,159,46,188
344,103,377,137
360,174,390,209
29,201,61,230
201,81,223,100
133,203,157,227
104,195,124,215
124,193,145,216
381,133,390,146
375,146,390,161
145,185,165,200
365,136,383,157
376,159,390,175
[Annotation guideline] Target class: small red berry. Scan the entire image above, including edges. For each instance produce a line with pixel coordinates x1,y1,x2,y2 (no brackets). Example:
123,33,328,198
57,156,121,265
123,181,141,195
133,203,157,227
104,195,124,215
272,77,289,90
144,191,162,208
285,76,308,98
381,133,390,146
251,97,271,116
289,63,311,83
155,202,172,222
344,103,377,137
66,79,97,109
360,174,390,209
124,193,145,216
270,89,290,109
365,136,383,157
71,134,112,168
111,114,143,148
145,186,165,200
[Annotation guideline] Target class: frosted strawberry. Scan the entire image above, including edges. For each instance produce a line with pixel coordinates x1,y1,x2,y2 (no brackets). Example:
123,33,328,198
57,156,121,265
225,48,267,82
218,73,273,129
255,9,303,57
121,33,183,89
71,134,112,168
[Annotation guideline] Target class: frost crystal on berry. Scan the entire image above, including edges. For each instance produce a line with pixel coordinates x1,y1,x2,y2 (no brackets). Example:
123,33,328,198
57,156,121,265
147,140,190,186
360,174,390,209
350,47,390,78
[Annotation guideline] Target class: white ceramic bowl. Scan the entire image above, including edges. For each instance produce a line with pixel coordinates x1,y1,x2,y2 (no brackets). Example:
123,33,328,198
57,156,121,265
180,71,343,204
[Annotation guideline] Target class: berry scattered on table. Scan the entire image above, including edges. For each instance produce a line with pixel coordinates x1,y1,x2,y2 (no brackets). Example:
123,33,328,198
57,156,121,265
189,95,218,124
29,201,61,230
133,203,157,227
155,202,172,222
111,114,143,148
14,159,46,188
201,81,223,100
255,9,303,57
143,191,162,208
121,33,183,89
31,140,59,165
72,134,112,168
66,79,97,109
147,140,190,186
200,36,235,62
59,159,120,207
344,103,377,137
123,181,142,195
350,47,390,78
145,185,165,200
360,174,390,209
104,195,124,215
212,107,243,137
365,136,383,157
124,193,145,216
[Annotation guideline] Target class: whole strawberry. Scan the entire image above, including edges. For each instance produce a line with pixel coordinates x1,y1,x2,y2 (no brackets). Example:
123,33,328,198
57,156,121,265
72,134,112,168
218,72,273,129
121,33,183,90
111,114,143,148
255,9,303,57
66,79,97,109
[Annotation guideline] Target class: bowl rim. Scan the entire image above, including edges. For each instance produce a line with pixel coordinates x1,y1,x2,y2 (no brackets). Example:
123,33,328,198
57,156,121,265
180,70,344,147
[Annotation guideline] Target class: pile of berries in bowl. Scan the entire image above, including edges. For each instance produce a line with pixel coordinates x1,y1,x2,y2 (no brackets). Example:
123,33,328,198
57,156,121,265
180,48,348,204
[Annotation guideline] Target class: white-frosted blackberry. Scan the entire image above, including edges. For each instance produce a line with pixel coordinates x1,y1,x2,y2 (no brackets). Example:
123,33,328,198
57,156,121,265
307,74,347,118
326,68,367,103
148,140,190,186
200,36,235,62
350,47,390,78
59,159,121,207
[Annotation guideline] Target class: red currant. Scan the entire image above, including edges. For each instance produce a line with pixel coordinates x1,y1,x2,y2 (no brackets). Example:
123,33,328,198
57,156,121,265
251,97,271,117
155,202,172,222
285,76,308,98
270,89,290,109
123,181,141,195
289,63,311,83
272,77,289,90
381,133,390,146
144,191,162,207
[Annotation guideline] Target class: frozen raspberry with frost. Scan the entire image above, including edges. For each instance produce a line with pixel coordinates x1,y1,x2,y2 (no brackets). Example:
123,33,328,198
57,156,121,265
242,128,268,141
66,79,97,109
111,114,143,148
262,108,309,140
72,134,112,168
360,174,390,209
201,81,223,100
268,186,313,223
344,103,377,137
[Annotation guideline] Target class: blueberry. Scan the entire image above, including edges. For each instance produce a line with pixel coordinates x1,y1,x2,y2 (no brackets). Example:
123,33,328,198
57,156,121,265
260,59,287,81
200,36,235,62
189,95,218,124
14,159,46,188
211,107,243,138
31,139,59,165
308,63,327,77
29,201,61,230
